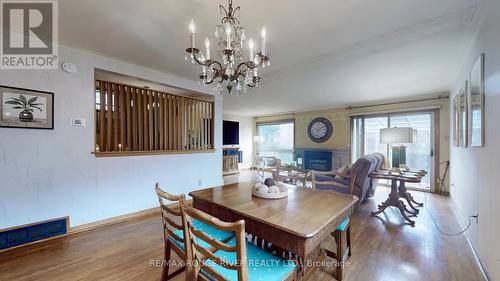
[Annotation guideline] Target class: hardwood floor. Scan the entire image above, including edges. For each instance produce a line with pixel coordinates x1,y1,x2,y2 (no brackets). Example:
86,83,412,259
0,171,485,281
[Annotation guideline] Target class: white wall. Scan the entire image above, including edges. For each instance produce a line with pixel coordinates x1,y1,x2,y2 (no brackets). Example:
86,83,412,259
222,113,254,170
450,0,500,279
0,45,223,229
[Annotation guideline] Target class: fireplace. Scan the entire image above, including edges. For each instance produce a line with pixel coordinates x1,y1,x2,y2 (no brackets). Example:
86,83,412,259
304,150,332,171
295,148,350,171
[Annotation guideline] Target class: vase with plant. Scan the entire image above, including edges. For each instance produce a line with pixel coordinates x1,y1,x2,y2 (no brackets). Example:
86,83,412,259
5,95,43,122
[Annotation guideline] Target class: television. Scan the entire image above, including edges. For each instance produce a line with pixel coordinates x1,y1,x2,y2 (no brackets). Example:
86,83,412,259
223,120,239,145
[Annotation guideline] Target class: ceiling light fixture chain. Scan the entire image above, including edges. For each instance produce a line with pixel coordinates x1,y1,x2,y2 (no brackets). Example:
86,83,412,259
185,0,270,95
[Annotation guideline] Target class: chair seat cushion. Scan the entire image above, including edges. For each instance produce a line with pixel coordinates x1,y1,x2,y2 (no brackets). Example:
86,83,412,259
314,174,336,182
201,237,297,281
336,218,350,232
315,174,352,194
168,219,234,250
315,175,351,186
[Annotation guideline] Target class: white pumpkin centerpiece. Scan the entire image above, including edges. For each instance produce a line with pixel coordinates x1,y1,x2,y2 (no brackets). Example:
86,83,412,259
252,178,288,199
268,185,280,193
257,184,269,194
277,182,288,193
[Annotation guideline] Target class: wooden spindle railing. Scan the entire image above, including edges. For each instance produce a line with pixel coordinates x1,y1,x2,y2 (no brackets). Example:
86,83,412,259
94,80,215,157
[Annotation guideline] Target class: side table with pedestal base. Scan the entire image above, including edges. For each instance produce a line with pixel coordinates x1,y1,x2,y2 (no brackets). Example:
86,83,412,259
369,170,425,227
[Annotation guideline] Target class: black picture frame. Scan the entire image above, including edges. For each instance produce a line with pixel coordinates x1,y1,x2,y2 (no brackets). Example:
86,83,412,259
0,85,54,130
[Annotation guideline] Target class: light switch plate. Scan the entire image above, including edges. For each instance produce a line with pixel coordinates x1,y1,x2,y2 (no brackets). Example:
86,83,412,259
71,118,86,127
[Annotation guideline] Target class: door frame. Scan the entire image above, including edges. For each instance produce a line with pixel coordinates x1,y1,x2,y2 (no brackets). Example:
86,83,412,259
350,108,440,193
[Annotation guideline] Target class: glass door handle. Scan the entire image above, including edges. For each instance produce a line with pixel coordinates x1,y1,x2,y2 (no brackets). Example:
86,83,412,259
430,149,434,157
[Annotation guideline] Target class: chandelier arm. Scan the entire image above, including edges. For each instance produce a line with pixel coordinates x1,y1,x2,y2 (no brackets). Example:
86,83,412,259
192,51,210,66
235,52,267,74
192,53,224,74
208,60,223,73
203,69,223,85
246,81,257,88
235,61,257,75
236,72,246,79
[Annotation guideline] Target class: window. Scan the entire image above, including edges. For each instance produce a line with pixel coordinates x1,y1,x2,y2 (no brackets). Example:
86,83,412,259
257,120,295,164
95,80,214,156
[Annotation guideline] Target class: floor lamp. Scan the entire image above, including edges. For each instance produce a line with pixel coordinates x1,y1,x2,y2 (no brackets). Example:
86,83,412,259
380,127,417,169
253,136,263,170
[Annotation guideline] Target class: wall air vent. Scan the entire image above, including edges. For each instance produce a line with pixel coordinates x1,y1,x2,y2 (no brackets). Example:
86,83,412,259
0,217,69,251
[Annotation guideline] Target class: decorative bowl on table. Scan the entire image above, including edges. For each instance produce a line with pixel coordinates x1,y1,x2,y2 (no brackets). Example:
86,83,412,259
251,178,288,199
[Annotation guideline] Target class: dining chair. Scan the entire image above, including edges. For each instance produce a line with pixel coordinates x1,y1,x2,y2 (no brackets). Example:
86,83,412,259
155,184,235,281
311,171,356,281
180,204,298,281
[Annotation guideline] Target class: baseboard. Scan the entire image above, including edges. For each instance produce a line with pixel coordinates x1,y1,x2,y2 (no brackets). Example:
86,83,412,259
450,195,491,281
70,199,194,234
69,207,160,235
222,170,240,176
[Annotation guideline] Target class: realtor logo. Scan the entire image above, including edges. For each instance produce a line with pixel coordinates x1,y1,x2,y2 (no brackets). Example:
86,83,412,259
1,0,58,69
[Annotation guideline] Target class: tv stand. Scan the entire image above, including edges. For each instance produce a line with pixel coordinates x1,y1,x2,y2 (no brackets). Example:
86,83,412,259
222,147,240,176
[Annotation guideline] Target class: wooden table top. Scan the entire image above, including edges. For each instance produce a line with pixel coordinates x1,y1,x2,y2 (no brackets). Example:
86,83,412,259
189,182,359,238
369,170,423,182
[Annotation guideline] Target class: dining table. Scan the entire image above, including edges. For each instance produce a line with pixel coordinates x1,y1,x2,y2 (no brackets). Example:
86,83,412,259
189,182,359,280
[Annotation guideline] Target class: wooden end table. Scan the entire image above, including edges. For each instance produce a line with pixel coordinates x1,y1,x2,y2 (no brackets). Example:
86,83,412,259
369,170,426,226
396,169,426,212
273,165,310,187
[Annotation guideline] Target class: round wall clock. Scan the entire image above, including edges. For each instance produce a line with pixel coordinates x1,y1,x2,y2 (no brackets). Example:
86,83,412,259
307,117,333,143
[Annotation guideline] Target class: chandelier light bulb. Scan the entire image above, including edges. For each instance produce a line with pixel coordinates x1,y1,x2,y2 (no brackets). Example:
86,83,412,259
189,19,196,48
189,19,196,34
248,38,254,61
261,26,267,56
205,38,211,60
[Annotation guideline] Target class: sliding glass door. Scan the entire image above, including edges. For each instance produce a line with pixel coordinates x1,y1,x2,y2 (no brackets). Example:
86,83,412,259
352,111,435,191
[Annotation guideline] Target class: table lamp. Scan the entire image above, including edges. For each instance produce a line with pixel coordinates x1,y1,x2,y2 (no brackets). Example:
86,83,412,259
380,127,417,168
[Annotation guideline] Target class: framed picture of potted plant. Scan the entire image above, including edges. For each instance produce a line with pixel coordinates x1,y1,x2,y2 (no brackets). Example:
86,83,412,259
0,85,54,130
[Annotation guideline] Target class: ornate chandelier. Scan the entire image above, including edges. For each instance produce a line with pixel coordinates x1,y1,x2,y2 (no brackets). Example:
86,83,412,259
185,0,270,95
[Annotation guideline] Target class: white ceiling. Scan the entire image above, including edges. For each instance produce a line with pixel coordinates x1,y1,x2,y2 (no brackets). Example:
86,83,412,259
59,0,483,116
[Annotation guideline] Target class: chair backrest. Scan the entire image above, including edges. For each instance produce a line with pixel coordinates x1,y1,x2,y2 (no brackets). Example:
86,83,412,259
260,156,281,167
311,170,357,195
155,183,187,257
349,157,374,202
371,152,386,170
181,205,247,281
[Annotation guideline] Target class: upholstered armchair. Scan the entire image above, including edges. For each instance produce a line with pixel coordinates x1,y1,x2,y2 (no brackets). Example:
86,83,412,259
368,152,386,197
312,154,383,203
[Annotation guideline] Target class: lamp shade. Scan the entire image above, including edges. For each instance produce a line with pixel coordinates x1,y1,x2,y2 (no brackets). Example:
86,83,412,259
380,127,417,144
